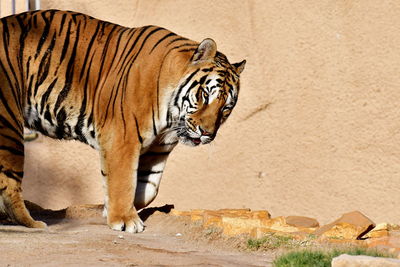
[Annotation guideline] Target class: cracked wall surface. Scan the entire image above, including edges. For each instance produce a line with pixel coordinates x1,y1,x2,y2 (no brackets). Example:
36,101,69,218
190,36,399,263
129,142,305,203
19,0,400,224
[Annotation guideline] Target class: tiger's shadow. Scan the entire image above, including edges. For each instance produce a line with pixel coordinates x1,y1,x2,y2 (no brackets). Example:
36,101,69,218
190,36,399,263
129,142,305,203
0,201,174,227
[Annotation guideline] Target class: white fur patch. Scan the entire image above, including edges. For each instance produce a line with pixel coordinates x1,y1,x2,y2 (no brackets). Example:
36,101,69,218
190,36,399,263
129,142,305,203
102,175,109,218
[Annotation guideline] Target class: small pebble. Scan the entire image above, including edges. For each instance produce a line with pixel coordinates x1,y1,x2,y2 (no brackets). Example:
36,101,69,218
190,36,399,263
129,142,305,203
113,240,117,244
176,233,182,237
118,235,124,239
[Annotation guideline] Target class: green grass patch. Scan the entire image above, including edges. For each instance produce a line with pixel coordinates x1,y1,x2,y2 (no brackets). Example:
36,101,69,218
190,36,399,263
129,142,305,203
273,247,394,267
247,234,297,250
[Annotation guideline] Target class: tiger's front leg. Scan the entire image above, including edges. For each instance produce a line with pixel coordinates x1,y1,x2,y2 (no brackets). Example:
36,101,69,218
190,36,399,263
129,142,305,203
99,129,144,233
134,149,172,210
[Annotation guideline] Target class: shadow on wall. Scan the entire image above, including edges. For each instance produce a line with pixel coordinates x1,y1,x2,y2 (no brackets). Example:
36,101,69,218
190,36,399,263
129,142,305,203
23,135,103,210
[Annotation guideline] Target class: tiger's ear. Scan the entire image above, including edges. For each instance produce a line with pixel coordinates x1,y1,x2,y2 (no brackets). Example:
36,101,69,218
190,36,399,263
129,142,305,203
233,60,246,75
192,38,217,62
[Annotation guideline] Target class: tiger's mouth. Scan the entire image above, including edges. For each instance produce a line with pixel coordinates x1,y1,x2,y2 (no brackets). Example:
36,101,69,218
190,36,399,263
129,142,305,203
177,132,202,146
175,118,213,146
188,137,202,145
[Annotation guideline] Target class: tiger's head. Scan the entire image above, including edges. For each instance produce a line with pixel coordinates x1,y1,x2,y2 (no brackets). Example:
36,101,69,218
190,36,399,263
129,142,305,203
172,39,246,146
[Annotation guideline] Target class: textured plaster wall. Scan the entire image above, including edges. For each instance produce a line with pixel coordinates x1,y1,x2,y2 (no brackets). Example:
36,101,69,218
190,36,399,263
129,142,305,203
21,0,400,224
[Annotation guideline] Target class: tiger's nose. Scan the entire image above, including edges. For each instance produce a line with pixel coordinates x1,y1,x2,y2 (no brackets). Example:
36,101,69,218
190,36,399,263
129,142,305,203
199,126,212,137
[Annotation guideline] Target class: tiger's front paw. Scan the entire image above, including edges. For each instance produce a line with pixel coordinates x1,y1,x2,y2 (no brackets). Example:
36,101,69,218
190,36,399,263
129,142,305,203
107,208,145,233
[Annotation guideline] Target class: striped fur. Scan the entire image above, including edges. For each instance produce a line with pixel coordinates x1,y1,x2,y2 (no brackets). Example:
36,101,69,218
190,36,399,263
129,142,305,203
0,10,245,232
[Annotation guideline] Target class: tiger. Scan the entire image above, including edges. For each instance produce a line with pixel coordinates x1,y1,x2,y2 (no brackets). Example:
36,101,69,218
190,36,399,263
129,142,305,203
0,10,246,232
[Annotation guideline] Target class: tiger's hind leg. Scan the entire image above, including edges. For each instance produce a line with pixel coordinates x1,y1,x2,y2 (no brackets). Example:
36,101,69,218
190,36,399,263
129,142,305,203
0,173,46,228
0,88,46,228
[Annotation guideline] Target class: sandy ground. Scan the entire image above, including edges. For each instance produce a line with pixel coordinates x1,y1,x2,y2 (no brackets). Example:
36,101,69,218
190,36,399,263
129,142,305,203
0,205,272,267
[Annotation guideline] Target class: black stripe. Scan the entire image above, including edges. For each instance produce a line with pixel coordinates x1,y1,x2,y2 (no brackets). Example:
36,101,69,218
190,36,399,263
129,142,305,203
1,168,22,182
113,28,136,67
55,107,67,139
178,48,197,53
118,28,165,93
26,74,34,106
116,26,151,75
0,88,22,131
1,21,23,112
173,69,200,106
150,31,176,54
100,27,125,127
54,21,81,114
75,53,95,140
93,24,120,105
44,105,53,126
202,67,214,72
58,13,67,36
155,43,198,116
101,170,107,176
16,15,30,86
40,78,58,114
151,105,157,136
0,145,23,156
167,37,188,46
59,20,72,64
79,22,101,81
0,133,23,148
0,115,23,139
34,31,56,97
125,27,164,69
25,56,31,81
134,115,143,144
33,13,38,27
199,75,208,85
1,19,10,46
120,73,129,138
35,11,52,59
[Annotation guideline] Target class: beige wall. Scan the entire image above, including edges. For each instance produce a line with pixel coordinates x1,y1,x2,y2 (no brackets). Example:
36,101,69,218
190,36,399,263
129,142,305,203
20,0,400,224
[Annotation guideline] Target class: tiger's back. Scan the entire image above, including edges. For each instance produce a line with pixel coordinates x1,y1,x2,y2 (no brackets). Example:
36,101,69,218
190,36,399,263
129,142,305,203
0,10,245,232
1,10,195,146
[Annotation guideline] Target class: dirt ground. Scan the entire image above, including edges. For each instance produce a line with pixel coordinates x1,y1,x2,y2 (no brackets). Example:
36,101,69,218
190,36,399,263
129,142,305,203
0,205,273,267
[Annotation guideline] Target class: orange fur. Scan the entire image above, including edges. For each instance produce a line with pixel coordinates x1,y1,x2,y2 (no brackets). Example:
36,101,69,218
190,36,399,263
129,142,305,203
0,10,245,232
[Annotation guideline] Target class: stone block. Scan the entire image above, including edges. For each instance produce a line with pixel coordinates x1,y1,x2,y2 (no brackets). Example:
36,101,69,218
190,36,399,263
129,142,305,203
252,210,271,220
285,216,319,228
315,211,375,240
221,215,265,236
363,223,391,239
170,209,192,216
203,211,223,228
332,254,400,267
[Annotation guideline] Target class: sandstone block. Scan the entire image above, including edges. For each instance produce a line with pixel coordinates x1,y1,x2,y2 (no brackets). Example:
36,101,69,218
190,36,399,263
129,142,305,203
363,223,390,239
170,209,192,217
221,215,265,236
314,211,375,240
285,216,319,228
332,254,400,267
203,211,223,228
252,210,271,220
218,208,251,213
190,213,204,222
263,216,318,233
